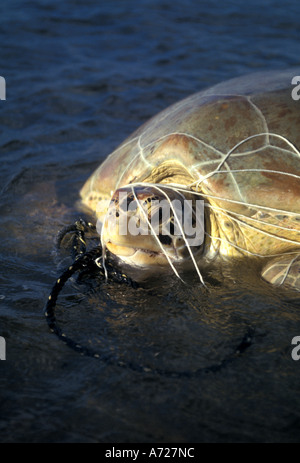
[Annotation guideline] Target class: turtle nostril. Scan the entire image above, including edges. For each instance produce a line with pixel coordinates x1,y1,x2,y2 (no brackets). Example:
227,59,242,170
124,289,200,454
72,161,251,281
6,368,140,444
158,234,172,246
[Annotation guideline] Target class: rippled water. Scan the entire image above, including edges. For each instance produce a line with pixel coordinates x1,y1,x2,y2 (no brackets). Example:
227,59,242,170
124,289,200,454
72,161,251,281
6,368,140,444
1,0,300,443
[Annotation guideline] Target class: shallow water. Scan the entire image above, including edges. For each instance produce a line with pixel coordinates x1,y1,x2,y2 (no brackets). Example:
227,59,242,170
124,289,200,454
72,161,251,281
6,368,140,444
1,0,300,443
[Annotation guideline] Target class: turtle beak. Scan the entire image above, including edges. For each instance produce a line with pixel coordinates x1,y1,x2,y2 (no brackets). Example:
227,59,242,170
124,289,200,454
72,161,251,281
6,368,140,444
101,186,178,266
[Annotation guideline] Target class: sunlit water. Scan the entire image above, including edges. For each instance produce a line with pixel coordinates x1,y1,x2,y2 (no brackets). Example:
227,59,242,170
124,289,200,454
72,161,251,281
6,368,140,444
1,0,300,443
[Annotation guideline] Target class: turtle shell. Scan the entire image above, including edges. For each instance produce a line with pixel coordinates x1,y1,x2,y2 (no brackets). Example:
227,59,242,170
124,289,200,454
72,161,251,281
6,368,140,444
80,70,300,221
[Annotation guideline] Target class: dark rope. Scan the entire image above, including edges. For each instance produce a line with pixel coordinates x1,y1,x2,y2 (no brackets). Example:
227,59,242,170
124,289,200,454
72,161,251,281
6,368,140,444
56,218,97,259
45,245,138,360
46,220,255,376
45,244,255,375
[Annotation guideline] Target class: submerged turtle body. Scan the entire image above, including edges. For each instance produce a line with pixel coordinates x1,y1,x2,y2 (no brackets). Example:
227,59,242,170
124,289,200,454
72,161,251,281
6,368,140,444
80,70,300,290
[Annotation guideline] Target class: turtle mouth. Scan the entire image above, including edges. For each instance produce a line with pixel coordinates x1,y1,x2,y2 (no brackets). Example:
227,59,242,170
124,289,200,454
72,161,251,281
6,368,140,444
106,241,166,258
105,240,175,267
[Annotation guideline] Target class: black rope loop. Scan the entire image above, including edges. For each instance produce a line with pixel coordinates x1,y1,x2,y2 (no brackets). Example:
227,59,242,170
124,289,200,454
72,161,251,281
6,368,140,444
45,223,255,376
45,245,138,359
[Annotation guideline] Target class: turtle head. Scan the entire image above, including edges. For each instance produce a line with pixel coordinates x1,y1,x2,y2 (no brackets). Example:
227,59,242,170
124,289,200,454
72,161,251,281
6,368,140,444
99,185,205,270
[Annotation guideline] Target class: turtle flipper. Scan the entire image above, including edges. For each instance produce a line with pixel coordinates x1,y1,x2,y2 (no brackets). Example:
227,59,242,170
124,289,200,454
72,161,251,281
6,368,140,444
261,254,300,291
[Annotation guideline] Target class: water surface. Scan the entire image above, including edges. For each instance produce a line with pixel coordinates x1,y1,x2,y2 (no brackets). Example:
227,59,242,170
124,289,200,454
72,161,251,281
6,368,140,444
1,0,300,443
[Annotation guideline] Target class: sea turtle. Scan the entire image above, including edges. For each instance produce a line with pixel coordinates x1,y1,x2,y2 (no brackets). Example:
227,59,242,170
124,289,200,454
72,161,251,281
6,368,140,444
79,70,300,291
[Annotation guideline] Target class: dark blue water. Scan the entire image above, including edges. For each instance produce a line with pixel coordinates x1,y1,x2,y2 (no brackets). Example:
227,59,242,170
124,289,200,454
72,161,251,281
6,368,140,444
1,0,300,443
